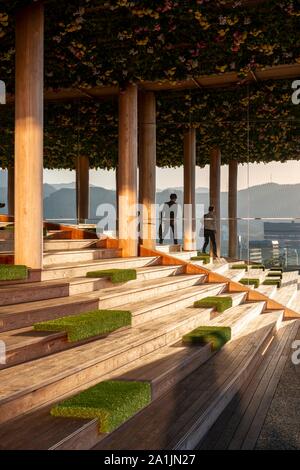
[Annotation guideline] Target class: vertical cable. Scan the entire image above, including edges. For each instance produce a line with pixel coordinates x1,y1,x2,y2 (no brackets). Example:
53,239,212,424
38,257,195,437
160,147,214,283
247,84,250,269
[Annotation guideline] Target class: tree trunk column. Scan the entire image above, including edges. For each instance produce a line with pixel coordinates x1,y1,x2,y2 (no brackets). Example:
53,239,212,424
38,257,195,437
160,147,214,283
183,129,196,251
118,84,138,257
228,159,238,259
76,156,89,223
209,147,221,257
7,166,15,216
138,91,156,249
15,2,44,269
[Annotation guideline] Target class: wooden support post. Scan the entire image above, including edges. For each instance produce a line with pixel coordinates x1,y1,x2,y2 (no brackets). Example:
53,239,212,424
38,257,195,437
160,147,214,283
228,159,238,259
7,166,14,216
183,129,196,251
15,2,44,269
76,155,89,223
118,84,138,257
209,147,221,257
139,91,156,249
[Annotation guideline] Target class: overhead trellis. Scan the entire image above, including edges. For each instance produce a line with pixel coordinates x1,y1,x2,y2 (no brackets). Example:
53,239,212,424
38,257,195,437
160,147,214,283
0,80,298,169
0,0,300,92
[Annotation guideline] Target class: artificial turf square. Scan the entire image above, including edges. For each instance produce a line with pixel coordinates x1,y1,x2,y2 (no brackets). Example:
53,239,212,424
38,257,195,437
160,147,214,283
182,326,231,351
86,269,137,283
194,296,232,313
34,309,131,342
51,380,151,433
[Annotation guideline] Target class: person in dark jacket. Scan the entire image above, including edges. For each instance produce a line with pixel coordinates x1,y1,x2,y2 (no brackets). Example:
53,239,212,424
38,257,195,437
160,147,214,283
202,205,218,257
159,193,178,245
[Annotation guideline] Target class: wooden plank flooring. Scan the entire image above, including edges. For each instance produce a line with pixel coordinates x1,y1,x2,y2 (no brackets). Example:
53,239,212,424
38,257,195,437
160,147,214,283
197,319,299,450
93,313,281,450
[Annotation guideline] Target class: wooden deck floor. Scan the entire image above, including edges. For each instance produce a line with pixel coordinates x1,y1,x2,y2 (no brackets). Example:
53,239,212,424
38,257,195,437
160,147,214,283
197,319,300,450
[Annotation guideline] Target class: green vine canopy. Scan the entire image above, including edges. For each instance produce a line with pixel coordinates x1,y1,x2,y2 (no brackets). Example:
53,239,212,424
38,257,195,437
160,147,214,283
0,1,299,169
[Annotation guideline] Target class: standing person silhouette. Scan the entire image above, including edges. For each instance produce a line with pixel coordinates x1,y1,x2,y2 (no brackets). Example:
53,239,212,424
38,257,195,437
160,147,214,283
159,193,178,245
202,205,218,258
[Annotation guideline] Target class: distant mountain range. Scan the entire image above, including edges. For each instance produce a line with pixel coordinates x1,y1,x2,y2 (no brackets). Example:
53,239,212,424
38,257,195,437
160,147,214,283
1,182,300,225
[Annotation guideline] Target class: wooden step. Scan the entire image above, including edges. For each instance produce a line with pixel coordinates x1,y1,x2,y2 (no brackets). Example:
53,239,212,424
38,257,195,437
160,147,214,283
155,245,182,253
92,273,206,310
0,342,213,450
93,311,283,451
0,294,100,332
287,291,300,314
280,271,299,288
68,264,187,296
44,239,99,251
197,319,299,450
0,269,199,331
168,251,199,260
206,301,268,336
0,280,71,307
0,282,225,367
0,303,219,424
43,248,122,266
256,284,278,298
41,256,162,281
0,240,13,251
0,264,187,308
273,283,298,308
209,258,229,274
239,269,266,285
223,269,246,283
129,282,227,326
0,294,254,450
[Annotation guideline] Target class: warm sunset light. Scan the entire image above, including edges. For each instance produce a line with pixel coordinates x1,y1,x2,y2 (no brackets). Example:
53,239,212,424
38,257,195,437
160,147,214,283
0,0,299,458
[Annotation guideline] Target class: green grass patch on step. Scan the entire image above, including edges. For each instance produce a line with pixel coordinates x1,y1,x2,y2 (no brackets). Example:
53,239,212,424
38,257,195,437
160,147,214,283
194,296,232,313
240,278,260,288
263,278,281,288
182,326,231,351
191,253,210,264
86,269,137,283
0,264,28,281
250,264,265,271
1,224,14,231
267,271,283,279
34,309,131,342
270,267,283,273
230,264,248,270
50,380,151,433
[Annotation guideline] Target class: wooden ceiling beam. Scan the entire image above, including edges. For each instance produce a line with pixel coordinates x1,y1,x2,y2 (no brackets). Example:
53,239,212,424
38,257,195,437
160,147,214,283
5,63,300,104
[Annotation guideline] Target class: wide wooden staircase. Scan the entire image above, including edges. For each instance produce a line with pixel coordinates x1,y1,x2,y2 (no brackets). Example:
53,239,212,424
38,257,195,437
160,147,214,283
0,228,299,450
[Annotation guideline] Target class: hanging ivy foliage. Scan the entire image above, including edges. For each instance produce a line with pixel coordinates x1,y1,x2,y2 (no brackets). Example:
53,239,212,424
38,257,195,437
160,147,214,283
0,0,300,92
0,80,298,169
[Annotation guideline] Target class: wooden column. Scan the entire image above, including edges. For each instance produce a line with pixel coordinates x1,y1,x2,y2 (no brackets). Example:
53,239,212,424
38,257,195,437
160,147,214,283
183,128,196,251
15,2,44,269
115,165,119,235
7,166,14,216
139,91,156,249
118,84,138,257
228,159,238,259
209,147,221,257
76,155,89,223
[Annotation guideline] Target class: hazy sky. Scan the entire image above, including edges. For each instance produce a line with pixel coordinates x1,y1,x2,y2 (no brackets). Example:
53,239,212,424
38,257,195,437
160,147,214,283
43,160,300,191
